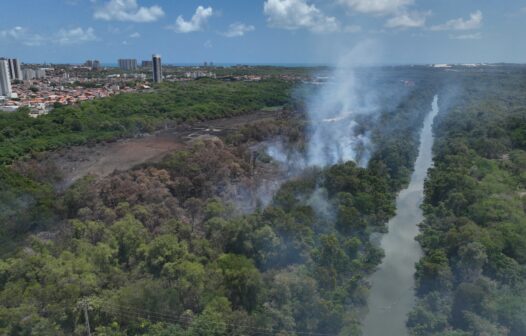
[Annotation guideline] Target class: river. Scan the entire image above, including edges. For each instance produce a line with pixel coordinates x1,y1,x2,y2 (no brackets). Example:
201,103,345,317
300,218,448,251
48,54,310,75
362,95,439,336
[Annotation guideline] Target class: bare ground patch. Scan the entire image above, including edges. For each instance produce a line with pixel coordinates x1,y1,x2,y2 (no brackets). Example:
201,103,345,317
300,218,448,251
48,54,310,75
14,110,284,190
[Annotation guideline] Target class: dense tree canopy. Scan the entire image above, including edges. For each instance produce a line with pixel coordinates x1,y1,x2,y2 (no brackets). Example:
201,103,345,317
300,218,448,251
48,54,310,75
0,67,485,335
409,69,526,336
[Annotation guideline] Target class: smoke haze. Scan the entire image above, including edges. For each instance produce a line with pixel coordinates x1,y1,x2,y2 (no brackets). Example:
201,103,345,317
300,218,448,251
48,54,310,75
306,40,381,167
266,40,382,169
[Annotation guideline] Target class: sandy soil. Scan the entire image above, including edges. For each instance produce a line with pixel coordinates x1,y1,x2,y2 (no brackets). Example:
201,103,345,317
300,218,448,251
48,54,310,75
34,110,282,190
54,134,184,189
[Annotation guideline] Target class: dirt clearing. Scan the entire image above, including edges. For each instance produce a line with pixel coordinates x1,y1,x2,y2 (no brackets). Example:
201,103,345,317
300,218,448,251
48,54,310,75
18,110,284,190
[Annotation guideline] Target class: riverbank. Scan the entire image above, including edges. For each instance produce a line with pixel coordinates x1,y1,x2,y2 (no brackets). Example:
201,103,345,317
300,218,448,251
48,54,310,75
362,95,439,335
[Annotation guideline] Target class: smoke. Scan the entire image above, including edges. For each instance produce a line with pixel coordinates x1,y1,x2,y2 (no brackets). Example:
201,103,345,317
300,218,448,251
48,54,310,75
265,138,306,174
306,40,382,168
246,139,307,209
306,187,334,221
255,41,384,213
264,41,382,169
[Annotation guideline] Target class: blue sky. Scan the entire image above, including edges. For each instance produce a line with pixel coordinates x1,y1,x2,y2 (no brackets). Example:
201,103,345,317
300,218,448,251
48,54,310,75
0,0,525,65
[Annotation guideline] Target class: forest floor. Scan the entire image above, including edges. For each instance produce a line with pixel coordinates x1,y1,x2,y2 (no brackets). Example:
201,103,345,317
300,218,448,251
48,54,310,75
21,109,284,191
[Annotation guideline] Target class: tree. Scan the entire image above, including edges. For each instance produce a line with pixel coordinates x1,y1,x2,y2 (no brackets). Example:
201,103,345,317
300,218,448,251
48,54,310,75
110,215,148,266
217,254,261,312
142,234,188,276
457,242,488,282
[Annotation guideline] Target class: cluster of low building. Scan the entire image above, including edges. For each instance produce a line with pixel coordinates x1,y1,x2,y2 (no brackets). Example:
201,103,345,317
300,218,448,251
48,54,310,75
6,81,143,117
0,55,163,116
1,67,148,116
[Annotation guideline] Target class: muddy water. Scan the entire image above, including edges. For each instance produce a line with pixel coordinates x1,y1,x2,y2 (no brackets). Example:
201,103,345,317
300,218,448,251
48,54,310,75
362,95,439,336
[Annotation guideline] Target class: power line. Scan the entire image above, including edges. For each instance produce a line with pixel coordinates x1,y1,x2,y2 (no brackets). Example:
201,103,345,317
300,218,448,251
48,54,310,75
100,304,279,336
100,303,312,336
97,301,337,336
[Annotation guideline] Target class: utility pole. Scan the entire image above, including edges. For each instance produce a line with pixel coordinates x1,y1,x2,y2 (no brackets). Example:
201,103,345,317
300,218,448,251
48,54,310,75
82,299,91,336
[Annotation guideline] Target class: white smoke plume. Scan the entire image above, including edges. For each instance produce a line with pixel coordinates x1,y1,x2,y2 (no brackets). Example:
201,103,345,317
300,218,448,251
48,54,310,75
265,138,306,174
259,41,382,211
306,40,381,168
306,187,334,221
265,41,381,169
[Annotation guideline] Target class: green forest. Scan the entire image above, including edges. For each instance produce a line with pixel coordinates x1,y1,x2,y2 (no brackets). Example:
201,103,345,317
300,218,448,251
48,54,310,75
0,74,437,335
0,67,525,336
408,71,526,335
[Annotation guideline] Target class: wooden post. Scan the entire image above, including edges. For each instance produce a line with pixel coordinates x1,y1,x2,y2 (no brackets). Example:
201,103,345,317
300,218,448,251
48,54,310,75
82,299,91,336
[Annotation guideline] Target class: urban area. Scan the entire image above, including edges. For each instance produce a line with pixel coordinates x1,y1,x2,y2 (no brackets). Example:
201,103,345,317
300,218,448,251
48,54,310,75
0,55,304,117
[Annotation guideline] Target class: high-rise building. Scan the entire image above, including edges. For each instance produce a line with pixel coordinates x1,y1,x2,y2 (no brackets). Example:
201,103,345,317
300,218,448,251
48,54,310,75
0,59,12,97
141,60,153,68
152,54,162,83
36,69,46,79
118,59,137,71
84,60,100,70
7,59,22,81
22,68,36,80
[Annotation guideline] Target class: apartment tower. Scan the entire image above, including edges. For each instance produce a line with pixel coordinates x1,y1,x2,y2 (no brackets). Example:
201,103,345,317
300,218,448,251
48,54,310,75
7,59,22,81
152,54,162,83
0,59,12,97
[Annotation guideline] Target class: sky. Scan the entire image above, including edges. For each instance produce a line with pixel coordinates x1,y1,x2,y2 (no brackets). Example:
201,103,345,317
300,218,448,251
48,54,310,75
1,0,525,65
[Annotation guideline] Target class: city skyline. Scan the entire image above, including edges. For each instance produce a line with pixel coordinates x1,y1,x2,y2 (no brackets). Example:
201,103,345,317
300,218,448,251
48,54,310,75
1,0,526,65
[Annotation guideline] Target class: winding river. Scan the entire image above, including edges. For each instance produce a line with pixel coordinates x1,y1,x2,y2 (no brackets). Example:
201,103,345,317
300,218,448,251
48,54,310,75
362,95,439,336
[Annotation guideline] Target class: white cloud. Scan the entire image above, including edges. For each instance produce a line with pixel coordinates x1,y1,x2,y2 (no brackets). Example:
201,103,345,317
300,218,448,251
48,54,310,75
0,26,27,39
107,26,122,34
431,10,482,31
263,0,340,33
222,23,255,37
339,0,413,15
0,26,46,46
129,32,140,38
344,25,362,33
167,6,213,33
0,26,97,46
385,10,430,28
54,27,97,45
94,0,164,23
450,32,481,40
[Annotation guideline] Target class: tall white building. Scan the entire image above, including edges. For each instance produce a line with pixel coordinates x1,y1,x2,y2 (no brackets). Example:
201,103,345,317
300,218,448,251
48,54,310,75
0,59,12,97
36,69,46,79
7,59,22,81
23,68,36,80
118,59,137,71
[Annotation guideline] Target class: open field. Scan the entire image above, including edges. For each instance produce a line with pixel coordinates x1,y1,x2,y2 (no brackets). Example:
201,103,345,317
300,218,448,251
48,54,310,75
21,109,284,189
